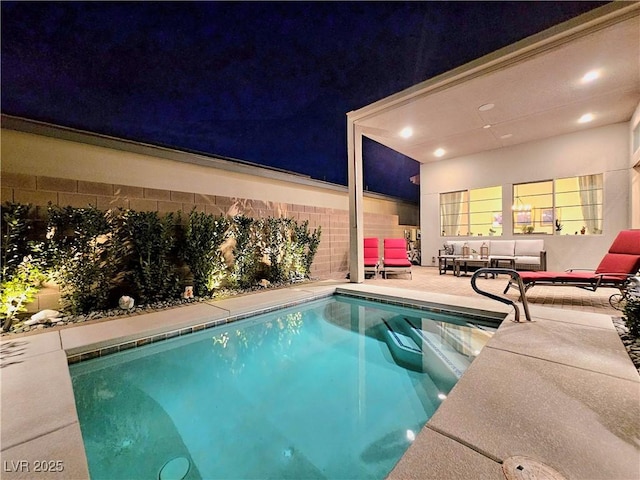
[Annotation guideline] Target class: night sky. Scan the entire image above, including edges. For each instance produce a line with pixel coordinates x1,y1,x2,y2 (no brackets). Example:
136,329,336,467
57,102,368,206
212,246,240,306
1,1,607,203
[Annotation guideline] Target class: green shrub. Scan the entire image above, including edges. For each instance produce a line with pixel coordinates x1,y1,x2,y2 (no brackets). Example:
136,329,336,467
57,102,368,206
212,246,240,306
231,216,268,287
1,203,50,330
296,220,321,278
182,210,231,296
233,217,321,285
47,205,117,314
1,201,323,319
0,257,47,330
623,296,640,338
1,202,38,278
114,210,180,304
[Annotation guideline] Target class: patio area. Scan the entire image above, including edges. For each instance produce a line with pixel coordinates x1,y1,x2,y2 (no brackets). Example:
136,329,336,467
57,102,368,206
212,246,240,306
1,266,638,479
363,265,619,317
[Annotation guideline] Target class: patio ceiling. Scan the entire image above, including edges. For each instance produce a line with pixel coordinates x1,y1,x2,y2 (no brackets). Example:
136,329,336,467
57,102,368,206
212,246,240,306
350,3,640,164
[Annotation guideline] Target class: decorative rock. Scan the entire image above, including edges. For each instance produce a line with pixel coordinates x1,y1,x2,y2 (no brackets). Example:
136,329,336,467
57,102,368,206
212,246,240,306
25,309,62,326
119,295,135,310
258,279,271,288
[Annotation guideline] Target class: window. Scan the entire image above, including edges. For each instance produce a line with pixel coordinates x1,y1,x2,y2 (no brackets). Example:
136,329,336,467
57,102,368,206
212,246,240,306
512,174,603,235
512,181,552,234
440,186,502,237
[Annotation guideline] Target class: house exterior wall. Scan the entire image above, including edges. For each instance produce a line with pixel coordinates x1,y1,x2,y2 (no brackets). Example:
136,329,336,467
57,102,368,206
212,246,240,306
1,127,417,280
420,122,631,272
630,101,640,228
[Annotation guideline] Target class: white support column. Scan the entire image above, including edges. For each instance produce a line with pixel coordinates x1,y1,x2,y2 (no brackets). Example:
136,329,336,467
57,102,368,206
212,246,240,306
347,117,364,283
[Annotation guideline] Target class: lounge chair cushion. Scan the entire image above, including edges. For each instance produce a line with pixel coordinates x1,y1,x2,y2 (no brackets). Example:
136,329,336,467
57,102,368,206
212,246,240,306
595,253,640,277
364,238,379,267
518,271,597,282
383,238,412,268
384,258,412,267
608,230,640,255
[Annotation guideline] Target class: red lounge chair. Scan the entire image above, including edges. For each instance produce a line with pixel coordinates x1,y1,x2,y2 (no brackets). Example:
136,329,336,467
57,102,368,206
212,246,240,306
364,237,380,277
382,238,412,279
506,230,640,301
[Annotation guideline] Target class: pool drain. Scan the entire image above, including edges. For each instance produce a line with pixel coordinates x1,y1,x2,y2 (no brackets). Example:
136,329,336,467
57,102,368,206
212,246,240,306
159,456,190,480
502,456,567,480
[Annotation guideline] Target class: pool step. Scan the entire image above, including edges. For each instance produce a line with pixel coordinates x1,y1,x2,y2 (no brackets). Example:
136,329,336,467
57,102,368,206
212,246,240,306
382,321,423,372
381,316,470,392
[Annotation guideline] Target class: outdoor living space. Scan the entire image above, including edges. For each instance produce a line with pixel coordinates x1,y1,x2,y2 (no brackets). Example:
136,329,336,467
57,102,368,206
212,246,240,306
2,3,640,479
2,266,638,479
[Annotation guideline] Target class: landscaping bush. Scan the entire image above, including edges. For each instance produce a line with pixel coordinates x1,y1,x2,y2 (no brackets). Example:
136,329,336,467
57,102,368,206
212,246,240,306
0,256,47,330
296,219,321,278
182,210,231,296
1,201,322,325
114,210,181,304
47,205,117,314
1,203,49,330
623,296,640,338
265,217,315,283
231,216,267,287
1,202,42,276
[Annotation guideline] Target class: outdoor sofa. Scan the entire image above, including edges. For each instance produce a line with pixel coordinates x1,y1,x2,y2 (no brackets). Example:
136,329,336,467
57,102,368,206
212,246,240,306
439,239,546,274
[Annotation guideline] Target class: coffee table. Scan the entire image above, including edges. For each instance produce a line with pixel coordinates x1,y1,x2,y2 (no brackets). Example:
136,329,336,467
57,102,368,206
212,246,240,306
453,257,491,277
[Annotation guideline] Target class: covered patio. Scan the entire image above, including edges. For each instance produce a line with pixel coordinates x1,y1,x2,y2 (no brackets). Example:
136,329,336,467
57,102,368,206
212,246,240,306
347,2,640,282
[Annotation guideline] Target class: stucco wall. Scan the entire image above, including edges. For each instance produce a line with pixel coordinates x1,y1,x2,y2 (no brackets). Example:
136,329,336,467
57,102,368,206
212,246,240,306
1,126,418,280
630,102,640,228
420,122,631,271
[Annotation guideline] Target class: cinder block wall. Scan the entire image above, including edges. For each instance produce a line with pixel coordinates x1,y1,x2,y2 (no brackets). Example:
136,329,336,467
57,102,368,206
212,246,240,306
2,173,409,280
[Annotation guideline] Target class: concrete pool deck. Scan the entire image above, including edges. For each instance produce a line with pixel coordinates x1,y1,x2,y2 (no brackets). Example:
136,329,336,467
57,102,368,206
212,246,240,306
1,270,639,479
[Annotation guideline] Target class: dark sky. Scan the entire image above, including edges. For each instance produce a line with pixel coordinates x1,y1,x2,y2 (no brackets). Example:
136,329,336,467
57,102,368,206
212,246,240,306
1,1,607,203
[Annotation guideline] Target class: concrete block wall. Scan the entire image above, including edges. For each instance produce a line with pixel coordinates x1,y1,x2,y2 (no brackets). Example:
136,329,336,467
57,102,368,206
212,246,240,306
2,173,410,282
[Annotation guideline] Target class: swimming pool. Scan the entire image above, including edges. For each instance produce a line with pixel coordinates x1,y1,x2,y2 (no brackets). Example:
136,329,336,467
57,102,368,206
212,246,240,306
70,295,497,480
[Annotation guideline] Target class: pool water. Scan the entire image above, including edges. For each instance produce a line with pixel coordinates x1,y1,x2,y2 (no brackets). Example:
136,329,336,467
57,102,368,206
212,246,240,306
70,295,496,480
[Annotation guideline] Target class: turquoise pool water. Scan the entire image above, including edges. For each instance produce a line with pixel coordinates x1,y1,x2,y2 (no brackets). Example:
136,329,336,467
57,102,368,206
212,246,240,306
70,295,497,480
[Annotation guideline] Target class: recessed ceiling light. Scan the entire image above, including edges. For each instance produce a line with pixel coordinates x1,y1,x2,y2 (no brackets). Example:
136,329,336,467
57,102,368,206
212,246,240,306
578,113,594,124
581,70,600,83
434,148,446,157
500,133,513,139
478,103,495,112
483,124,491,129
399,127,413,138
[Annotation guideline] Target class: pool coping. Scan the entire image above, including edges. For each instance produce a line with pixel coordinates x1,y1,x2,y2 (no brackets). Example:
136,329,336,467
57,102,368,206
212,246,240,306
1,280,639,479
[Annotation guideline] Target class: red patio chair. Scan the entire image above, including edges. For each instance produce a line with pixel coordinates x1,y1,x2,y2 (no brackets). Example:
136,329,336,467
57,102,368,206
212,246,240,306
505,230,640,305
381,238,412,279
364,237,380,277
